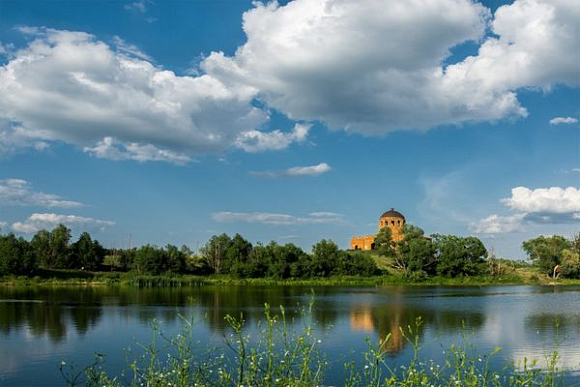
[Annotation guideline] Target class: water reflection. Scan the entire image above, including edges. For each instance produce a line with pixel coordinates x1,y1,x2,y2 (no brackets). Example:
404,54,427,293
0,287,104,342
2,285,580,386
349,301,485,355
0,285,489,345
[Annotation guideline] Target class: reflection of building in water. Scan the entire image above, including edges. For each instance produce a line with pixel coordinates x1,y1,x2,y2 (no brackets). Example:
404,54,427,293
350,208,406,250
350,306,374,331
349,305,404,355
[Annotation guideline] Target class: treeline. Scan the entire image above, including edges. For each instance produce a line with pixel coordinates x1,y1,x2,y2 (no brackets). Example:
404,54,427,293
375,224,580,279
0,225,378,278
1,223,578,280
198,234,379,278
374,225,489,279
0,225,104,275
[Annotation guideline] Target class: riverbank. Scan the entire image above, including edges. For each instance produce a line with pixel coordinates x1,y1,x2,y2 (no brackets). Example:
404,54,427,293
1,268,578,287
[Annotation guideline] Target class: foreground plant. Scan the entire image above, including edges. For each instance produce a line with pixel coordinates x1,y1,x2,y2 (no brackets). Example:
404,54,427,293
61,305,564,387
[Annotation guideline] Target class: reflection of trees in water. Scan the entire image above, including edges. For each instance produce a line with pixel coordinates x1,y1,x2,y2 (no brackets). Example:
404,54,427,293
193,286,329,331
0,286,346,339
0,287,104,342
0,286,487,346
525,313,580,336
349,291,486,356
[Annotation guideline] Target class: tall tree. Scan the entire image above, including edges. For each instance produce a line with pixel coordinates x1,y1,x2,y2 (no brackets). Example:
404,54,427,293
374,226,394,257
200,234,232,274
165,244,186,273
0,234,36,275
434,234,487,277
522,235,570,276
395,225,436,275
225,234,252,274
50,224,72,268
134,245,166,275
31,229,51,268
72,232,105,271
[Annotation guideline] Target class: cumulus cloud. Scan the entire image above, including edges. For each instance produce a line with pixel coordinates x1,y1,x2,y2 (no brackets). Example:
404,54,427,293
549,117,579,125
250,162,331,178
0,28,266,160
211,211,344,225
204,0,579,134
84,137,192,164
11,213,115,233
501,187,580,213
0,178,84,208
472,186,580,233
1,0,578,160
470,213,527,233
0,221,7,231
235,123,310,152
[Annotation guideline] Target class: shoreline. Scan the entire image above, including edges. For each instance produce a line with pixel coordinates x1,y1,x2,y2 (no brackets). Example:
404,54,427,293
1,270,579,287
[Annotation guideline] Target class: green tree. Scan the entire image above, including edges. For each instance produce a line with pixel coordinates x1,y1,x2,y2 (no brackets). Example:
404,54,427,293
200,234,232,274
434,235,487,277
71,232,105,271
394,225,436,275
224,234,252,275
265,242,306,279
337,250,380,276
49,224,72,268
374,226,394,257
307,239,340,277
0,234,36,275
522,235,570,276
165,244,186,273
241,243,269,278
134,245,166,275
31,229,51,267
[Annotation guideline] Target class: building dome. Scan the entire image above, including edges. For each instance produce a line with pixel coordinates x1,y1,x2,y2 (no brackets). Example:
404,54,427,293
380,208,405,219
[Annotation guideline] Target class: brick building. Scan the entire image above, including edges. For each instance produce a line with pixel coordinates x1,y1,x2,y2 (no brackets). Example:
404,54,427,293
350,208,405,250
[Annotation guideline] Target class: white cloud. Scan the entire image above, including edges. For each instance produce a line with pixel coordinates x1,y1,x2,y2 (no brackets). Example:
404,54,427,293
11,213,115,234
0,42,14,57
573,168,580,173
204,0,579,134
0,221,7,231
83,137,192,165
473,186,580,233
112,36,153,61
124,0,151,13
470,213,527,234
211,211,344,225
0,178,84,208
235,123,310,152
501,187,580,213
2,0,578,160
250,162,331,178
0,28,266,160
549,116,579,125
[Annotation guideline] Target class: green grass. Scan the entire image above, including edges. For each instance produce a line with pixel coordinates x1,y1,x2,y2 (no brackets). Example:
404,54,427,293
4,267,580,288
61,303,566,387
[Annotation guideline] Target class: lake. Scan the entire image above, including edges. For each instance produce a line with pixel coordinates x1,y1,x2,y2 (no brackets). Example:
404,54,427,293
1,284,580,386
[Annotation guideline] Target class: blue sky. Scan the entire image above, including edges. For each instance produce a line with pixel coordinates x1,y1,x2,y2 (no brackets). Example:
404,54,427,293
0,0,578,258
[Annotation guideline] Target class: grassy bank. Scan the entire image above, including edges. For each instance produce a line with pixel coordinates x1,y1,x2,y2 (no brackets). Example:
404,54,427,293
2,268,580,287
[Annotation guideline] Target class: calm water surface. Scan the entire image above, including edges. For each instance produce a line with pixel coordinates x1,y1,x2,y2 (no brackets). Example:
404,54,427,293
1,285,580,386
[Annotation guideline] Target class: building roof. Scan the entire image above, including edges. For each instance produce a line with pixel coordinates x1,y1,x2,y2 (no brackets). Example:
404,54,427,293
380,208,405,219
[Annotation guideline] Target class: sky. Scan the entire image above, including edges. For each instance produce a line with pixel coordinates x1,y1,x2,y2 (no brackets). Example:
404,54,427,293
0,0,578,259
